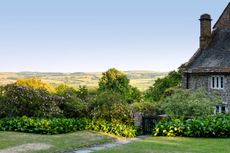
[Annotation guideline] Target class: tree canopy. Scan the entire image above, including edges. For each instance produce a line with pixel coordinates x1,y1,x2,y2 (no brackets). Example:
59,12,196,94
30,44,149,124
16,77,55,93
99,68,130,93
145,70,182,102
98,68,141,103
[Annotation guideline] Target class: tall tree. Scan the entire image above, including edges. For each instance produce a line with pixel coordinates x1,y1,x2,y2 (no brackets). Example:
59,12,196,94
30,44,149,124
98,68,141,103
99,68,130,94
145,70,182,102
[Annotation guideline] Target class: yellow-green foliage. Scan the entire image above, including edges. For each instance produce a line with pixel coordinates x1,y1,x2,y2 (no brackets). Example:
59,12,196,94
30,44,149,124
16,77,56,93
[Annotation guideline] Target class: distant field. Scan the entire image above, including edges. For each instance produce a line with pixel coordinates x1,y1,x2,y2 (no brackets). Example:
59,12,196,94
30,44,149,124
0,71,167,91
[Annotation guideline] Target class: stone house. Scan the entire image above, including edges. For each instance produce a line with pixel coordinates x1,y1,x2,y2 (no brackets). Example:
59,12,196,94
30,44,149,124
183,3,230,113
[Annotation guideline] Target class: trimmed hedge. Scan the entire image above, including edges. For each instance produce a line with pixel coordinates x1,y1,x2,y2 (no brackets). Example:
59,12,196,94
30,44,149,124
153,114,230,137
0,116,137,138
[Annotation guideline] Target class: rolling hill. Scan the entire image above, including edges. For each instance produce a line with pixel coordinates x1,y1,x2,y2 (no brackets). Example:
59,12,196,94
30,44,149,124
0,71,167,91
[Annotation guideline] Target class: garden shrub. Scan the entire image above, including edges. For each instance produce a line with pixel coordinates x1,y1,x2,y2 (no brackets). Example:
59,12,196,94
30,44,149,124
145,70,182,102
0,116,137,137
56,84,94,118
0,116,88,134
153,118,185,137
0,84,62,118
132,101,160,116
90,91,133,124
87,119,137,138
56,86,88,118
153,114,230,137
161,88,220,117
76,85,89,101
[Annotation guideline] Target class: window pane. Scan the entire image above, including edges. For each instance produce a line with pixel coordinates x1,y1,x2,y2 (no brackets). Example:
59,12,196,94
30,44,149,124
221,106,226,113
221,77,224,88
216,106,219,113
212,77,215,88
216,77,219,88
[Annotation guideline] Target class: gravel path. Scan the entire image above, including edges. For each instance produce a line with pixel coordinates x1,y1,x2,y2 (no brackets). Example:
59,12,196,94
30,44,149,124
0,143,51,153
69,135,149,153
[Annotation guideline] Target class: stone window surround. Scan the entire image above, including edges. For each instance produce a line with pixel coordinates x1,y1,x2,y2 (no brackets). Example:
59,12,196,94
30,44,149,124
211,75,224,89
215,104,228,113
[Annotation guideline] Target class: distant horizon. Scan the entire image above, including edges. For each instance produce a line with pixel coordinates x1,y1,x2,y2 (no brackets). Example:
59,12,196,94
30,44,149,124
1,1,229,72
0,69,169,73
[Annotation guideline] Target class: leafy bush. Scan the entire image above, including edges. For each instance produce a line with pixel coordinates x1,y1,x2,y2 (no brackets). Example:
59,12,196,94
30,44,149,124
153,114,230,137
90,91,133,124
76,85,89,101
56,85,88,118
145,70,182,102
87,119,137,138
0,116,87,134
127,86,142,104
153,118,185,137
161,88,220,117
132,101,160,116
0,116,137,137
0,84,62,118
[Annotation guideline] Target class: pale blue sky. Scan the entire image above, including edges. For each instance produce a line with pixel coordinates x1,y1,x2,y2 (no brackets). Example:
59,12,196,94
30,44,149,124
0,0,229,72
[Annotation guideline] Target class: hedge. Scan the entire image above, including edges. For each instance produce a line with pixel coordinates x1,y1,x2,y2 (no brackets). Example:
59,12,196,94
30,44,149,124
0,116,137,138
153,114,230,137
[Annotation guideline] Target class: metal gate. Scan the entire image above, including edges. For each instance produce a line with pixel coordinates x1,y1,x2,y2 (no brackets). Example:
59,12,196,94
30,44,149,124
142,116,158,135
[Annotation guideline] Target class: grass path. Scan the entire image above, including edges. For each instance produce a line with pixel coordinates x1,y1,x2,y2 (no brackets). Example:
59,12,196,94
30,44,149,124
68,136,148,153
0,131,114,153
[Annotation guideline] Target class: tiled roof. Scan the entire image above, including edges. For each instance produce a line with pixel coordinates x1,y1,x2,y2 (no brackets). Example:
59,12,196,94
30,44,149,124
187,29,230,73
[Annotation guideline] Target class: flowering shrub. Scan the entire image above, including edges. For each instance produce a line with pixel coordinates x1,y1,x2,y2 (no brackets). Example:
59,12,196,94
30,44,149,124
0,84,62,118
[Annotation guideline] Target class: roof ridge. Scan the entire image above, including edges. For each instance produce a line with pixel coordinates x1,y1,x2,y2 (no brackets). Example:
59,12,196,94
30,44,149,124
213,2,230,29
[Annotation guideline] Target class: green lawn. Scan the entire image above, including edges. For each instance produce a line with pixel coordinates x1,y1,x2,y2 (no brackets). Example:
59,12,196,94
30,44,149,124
0,131,114,153
2,132,230,153
95,136,230,153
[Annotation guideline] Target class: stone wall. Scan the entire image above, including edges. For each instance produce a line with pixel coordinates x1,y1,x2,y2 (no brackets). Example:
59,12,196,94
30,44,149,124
187,73,209,90
133,112,142,127
185,73,230,112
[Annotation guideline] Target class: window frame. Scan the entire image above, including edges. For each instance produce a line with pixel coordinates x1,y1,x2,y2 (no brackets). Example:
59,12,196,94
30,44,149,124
211,75,224,89
215,105,228,114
